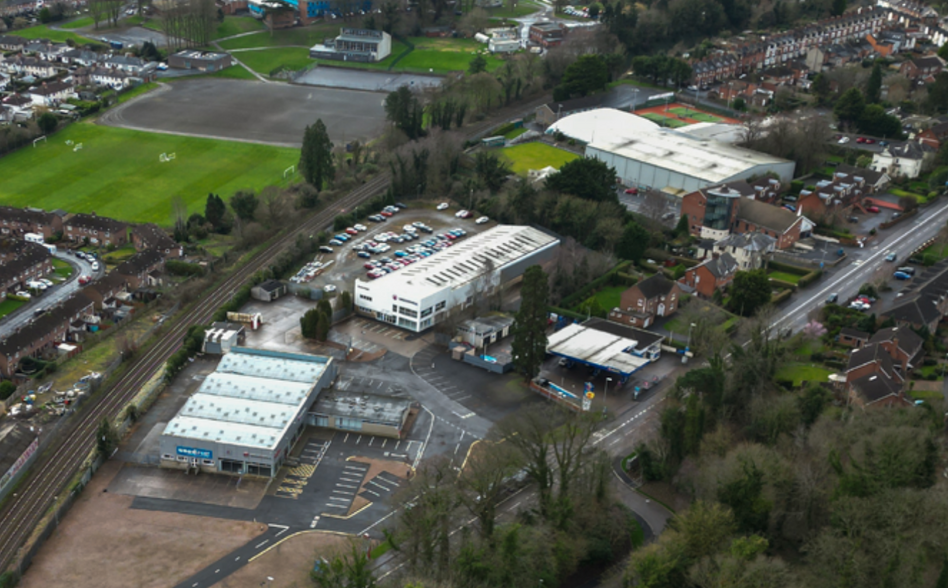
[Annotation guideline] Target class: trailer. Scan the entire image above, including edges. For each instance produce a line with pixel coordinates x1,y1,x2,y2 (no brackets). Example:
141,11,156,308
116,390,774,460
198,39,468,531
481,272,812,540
225,312,262,330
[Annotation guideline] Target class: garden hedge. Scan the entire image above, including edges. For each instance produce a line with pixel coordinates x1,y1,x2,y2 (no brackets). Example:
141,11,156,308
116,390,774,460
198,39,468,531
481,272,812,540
769,278,797,291
767,260,809,275
797,269,823,288
772,288,793,304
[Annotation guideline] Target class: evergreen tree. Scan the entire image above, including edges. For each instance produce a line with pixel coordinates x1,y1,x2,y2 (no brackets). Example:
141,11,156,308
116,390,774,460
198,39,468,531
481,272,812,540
511,266,550,381
728,269,772,316
831,0,846,16
300,119,335,191
834,87,866,128
615,221,650,262
468,53,487,74
866,63,882,104
811,72,831,105
204,193,226,230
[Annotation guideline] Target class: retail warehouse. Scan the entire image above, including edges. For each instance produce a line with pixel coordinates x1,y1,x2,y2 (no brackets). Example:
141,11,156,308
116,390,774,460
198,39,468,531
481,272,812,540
354,225,559,332
159,348,336,477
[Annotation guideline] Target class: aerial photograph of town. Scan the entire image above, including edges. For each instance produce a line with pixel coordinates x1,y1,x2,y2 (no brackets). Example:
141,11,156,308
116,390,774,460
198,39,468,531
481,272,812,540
2,0,948,585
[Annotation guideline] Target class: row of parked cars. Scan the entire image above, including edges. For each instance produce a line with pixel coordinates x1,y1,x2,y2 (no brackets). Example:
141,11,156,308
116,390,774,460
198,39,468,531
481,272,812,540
364,229,468,280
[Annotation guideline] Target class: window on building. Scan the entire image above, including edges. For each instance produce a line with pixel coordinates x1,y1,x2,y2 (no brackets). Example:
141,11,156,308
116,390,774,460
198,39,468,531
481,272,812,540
421,307,433,318
435,301,446,311
399,306,418,318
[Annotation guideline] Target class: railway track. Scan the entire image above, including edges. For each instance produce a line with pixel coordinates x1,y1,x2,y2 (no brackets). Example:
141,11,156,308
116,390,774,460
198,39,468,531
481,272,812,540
0,92,551,575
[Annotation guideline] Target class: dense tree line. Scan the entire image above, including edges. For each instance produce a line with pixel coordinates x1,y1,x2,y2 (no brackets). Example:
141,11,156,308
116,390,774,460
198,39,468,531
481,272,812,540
158,0,219,49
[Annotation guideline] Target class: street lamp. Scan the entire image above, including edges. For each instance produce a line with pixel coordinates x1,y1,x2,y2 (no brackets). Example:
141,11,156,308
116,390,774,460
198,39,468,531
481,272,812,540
603,377,613,413
683,322,697,364
267,577,274,588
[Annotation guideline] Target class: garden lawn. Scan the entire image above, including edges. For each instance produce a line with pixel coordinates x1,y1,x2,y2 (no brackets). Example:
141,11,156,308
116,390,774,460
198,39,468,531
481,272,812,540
776,362,834,387
14,24,95,44
51,259,73,279
61,16,95,29
234,47,315,75
217,23,340,50
769,271,801,284
504,126,528,140
501,143,578,175
592,286,626,312
922,242,948,261
0,299,25,319
213,16,266,40
890,187,929,204
401,37,504,74
0,122,298,226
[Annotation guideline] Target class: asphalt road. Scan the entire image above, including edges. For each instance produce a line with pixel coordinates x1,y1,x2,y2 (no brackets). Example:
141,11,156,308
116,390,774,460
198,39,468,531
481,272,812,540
773,199,948,334
0,251,102,340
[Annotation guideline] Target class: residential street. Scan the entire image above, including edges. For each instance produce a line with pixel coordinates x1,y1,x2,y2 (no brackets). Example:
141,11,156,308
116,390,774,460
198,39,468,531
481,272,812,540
0,251,101,340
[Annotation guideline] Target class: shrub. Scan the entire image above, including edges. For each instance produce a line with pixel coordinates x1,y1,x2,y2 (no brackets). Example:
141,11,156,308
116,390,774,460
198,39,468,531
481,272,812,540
0,380,17,401
166,260,205,277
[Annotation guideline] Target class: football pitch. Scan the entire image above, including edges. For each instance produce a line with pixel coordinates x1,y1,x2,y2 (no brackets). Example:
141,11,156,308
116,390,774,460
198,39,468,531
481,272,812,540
638,112,690,128
501,143,579,175
0,123,299,226
668,107,724,123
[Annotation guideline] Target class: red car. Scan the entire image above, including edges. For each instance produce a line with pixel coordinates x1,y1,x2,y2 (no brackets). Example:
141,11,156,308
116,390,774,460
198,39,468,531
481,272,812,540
855,137,865,143
379,211,393,217
867,206,880,213
78,275,91,285
346,227,359,235
363,262,375,270
624,187,639,195
865,138,875,144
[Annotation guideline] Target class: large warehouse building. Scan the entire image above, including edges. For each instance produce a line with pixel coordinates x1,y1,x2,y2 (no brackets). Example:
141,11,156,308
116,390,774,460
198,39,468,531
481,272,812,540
546,108,795,194
354,225,559,332
159,348,336,478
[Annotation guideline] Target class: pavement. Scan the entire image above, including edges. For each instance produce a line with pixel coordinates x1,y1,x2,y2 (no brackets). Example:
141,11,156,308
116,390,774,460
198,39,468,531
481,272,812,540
294,68,443,92
0,250,102,340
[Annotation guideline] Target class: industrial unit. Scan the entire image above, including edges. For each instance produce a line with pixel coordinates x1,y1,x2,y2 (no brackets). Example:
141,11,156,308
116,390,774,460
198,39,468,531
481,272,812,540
545,318,665,385
354,225,559,332
311,389,413,438
159,348,336,478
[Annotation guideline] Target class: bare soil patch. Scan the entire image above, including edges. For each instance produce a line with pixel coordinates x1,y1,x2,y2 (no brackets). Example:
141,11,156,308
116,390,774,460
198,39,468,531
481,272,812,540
211,531,351,588
20,461,266,588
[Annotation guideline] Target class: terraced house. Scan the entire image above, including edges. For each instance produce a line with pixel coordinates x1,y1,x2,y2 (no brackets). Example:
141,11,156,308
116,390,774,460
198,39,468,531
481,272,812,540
63,213,128,247
0,294,94,379
0,240,51,298
0,206,63,239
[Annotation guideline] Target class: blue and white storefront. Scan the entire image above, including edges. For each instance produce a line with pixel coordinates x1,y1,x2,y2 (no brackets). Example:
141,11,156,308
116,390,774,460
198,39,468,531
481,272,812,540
158,348,336,478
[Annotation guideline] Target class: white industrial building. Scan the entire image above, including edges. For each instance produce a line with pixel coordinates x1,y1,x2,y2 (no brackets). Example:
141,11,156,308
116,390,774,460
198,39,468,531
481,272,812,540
159,348,336,478
354,225,559,332
546,108,795,195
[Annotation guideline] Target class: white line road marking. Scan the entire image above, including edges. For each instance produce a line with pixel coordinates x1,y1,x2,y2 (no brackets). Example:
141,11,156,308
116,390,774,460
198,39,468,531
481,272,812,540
453,395,471,402
382,439,387,448
344,433,349,443
333,490,354,495
356,435,362,444
326,503,346,508
269,524,290,537
369,480,392,490
395,441,401,450
255,540,269,549
340,477,362,484
369,437,374,446
460,412,475,419
329,496,350,502
215,569,220,574
376,380,384,388
337,483,358,489
365,489,380,496
235,556,240,561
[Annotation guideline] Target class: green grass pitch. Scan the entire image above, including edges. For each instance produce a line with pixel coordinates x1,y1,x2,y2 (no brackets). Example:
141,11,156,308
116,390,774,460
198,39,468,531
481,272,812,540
639,113,690,128
668,107,724,123
0,122,299,226
501,143,579,175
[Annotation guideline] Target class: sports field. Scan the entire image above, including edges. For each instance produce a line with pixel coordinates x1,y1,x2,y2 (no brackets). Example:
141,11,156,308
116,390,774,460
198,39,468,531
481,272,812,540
638,112,690,128
0,122,298,226
634,102,740,127
501,142,578,175
401,37,504,74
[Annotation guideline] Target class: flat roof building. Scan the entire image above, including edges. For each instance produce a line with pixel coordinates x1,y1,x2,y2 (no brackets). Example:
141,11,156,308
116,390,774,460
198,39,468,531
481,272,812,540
311,388,412,439
309,28,392,63
354,225,559,332
546,319,662,383
159,347,336,477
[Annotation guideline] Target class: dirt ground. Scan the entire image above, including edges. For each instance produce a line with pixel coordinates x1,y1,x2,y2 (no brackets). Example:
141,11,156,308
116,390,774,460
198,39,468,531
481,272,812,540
211,532,352,588
20,461,267,588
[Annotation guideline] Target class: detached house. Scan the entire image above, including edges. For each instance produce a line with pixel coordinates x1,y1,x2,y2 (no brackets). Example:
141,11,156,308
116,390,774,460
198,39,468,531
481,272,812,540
64,213,128,247
917,121,948,150
700,232,776,270
115,249,165,289
872,142,935,179
678,253,740,298
868,326,924,372
900,55,944,81
608,274,682,328
845,342,913,409
131,224,183,258
29,81,75,107
881,260,948,332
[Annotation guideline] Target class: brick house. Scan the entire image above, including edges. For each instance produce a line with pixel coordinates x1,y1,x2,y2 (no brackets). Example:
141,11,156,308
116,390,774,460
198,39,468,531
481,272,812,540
868,325,924,372
848,372,913,408
81,272,128,310
115,249,165,289
700,232,776,270
796,169,868,217
732,199,809,250
838,327,869,348
834,164,890,193
917,121,948,149
0,240,52,296
29,80,75,107
0,294,94,378
529,22,566,48
881,260,948,333
64,213,128,247
608,275,681,328
678,253,739,298
131,224,183,258
0,206,63,239
899,55,943,81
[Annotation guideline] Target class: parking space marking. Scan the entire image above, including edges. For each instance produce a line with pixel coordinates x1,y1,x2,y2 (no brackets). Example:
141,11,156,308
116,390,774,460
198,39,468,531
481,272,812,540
344,464,365,470
328,495,349,502
326,503,346,508
365,489,380,497
333,489,354,495
337,483,357,489
369,479,393,490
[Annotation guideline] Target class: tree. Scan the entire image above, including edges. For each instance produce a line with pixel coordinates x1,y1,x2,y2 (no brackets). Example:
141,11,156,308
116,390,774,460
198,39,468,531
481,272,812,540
866,63,882,104
340,291,353,312
469,53,487,74
718,458,772,534
204,193,226,231
728,269,771,316
316,311,330,342
674,214,690,237
230,191,258,221
311,542,376,588
37,112,57,134
545,157,617,202
834,87,865,128
557,54,609,98
474,151,512,194
456,439,520,540
0,380,16,401
940,42,948,62
811,72,831,105
385,85,424,140
300,119,335,191
732,96,746,111
615,220,650,262
96,418,118,459
858,104,902,139
830,0,846,16
510,265,549,381
300,308,320,339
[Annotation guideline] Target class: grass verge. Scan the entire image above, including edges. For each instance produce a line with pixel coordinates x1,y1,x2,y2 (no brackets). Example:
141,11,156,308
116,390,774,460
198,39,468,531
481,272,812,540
0,299,25,319
13,24,95,44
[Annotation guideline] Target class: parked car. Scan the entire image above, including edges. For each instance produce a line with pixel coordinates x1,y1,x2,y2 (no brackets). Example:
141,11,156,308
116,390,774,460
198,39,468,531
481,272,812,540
894,271,913,280
437,202,449,210
324,284,337,293
379,211,393,217
91,261,100,271
328,239,343,246
15,291,31,299
395,202,408,209
856,137,866,143
838,136,850,144
39,278,53,288
364,262,376,270
476,216,489,224
319,246,334,253
455,209,469,218
885,252,897,262
357,251,371,258
865,138,875,144
826,293,839,304
867,206,880,213
848,216,859,223
897,266,916,276
78,275,91,285
346,227,359,235
354,224,367,231
334,234,349,241
624,187,639,195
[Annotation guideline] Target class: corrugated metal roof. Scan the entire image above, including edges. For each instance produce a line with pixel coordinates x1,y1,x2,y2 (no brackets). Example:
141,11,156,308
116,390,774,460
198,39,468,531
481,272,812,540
546,323,651,376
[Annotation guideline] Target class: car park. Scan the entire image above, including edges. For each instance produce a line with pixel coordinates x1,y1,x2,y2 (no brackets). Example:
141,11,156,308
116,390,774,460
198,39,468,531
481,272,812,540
357,251,371,258
476,216,489,224
329,239,343,246
894,271,913,280
437,202,449,210
897,266,916,276
319,246,334,253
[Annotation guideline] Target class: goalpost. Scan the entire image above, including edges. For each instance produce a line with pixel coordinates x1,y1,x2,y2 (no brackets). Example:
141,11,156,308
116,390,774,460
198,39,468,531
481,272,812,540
73,143,83,152
33,136,46,148
159,152,177,162
284,165,295,179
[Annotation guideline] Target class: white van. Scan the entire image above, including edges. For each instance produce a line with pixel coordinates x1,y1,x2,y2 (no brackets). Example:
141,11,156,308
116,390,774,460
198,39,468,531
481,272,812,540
27,281,47,291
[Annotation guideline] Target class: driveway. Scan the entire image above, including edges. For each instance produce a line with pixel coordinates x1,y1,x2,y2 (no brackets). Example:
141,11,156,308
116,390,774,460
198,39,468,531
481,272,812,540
0,251,102,340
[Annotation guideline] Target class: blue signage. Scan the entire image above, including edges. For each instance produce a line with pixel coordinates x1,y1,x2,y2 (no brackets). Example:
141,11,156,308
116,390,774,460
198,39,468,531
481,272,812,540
177,446,212,460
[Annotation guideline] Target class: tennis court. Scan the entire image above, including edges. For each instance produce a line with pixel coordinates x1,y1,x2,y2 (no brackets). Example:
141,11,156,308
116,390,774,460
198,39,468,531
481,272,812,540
639,112,690,128
669,106,724,123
